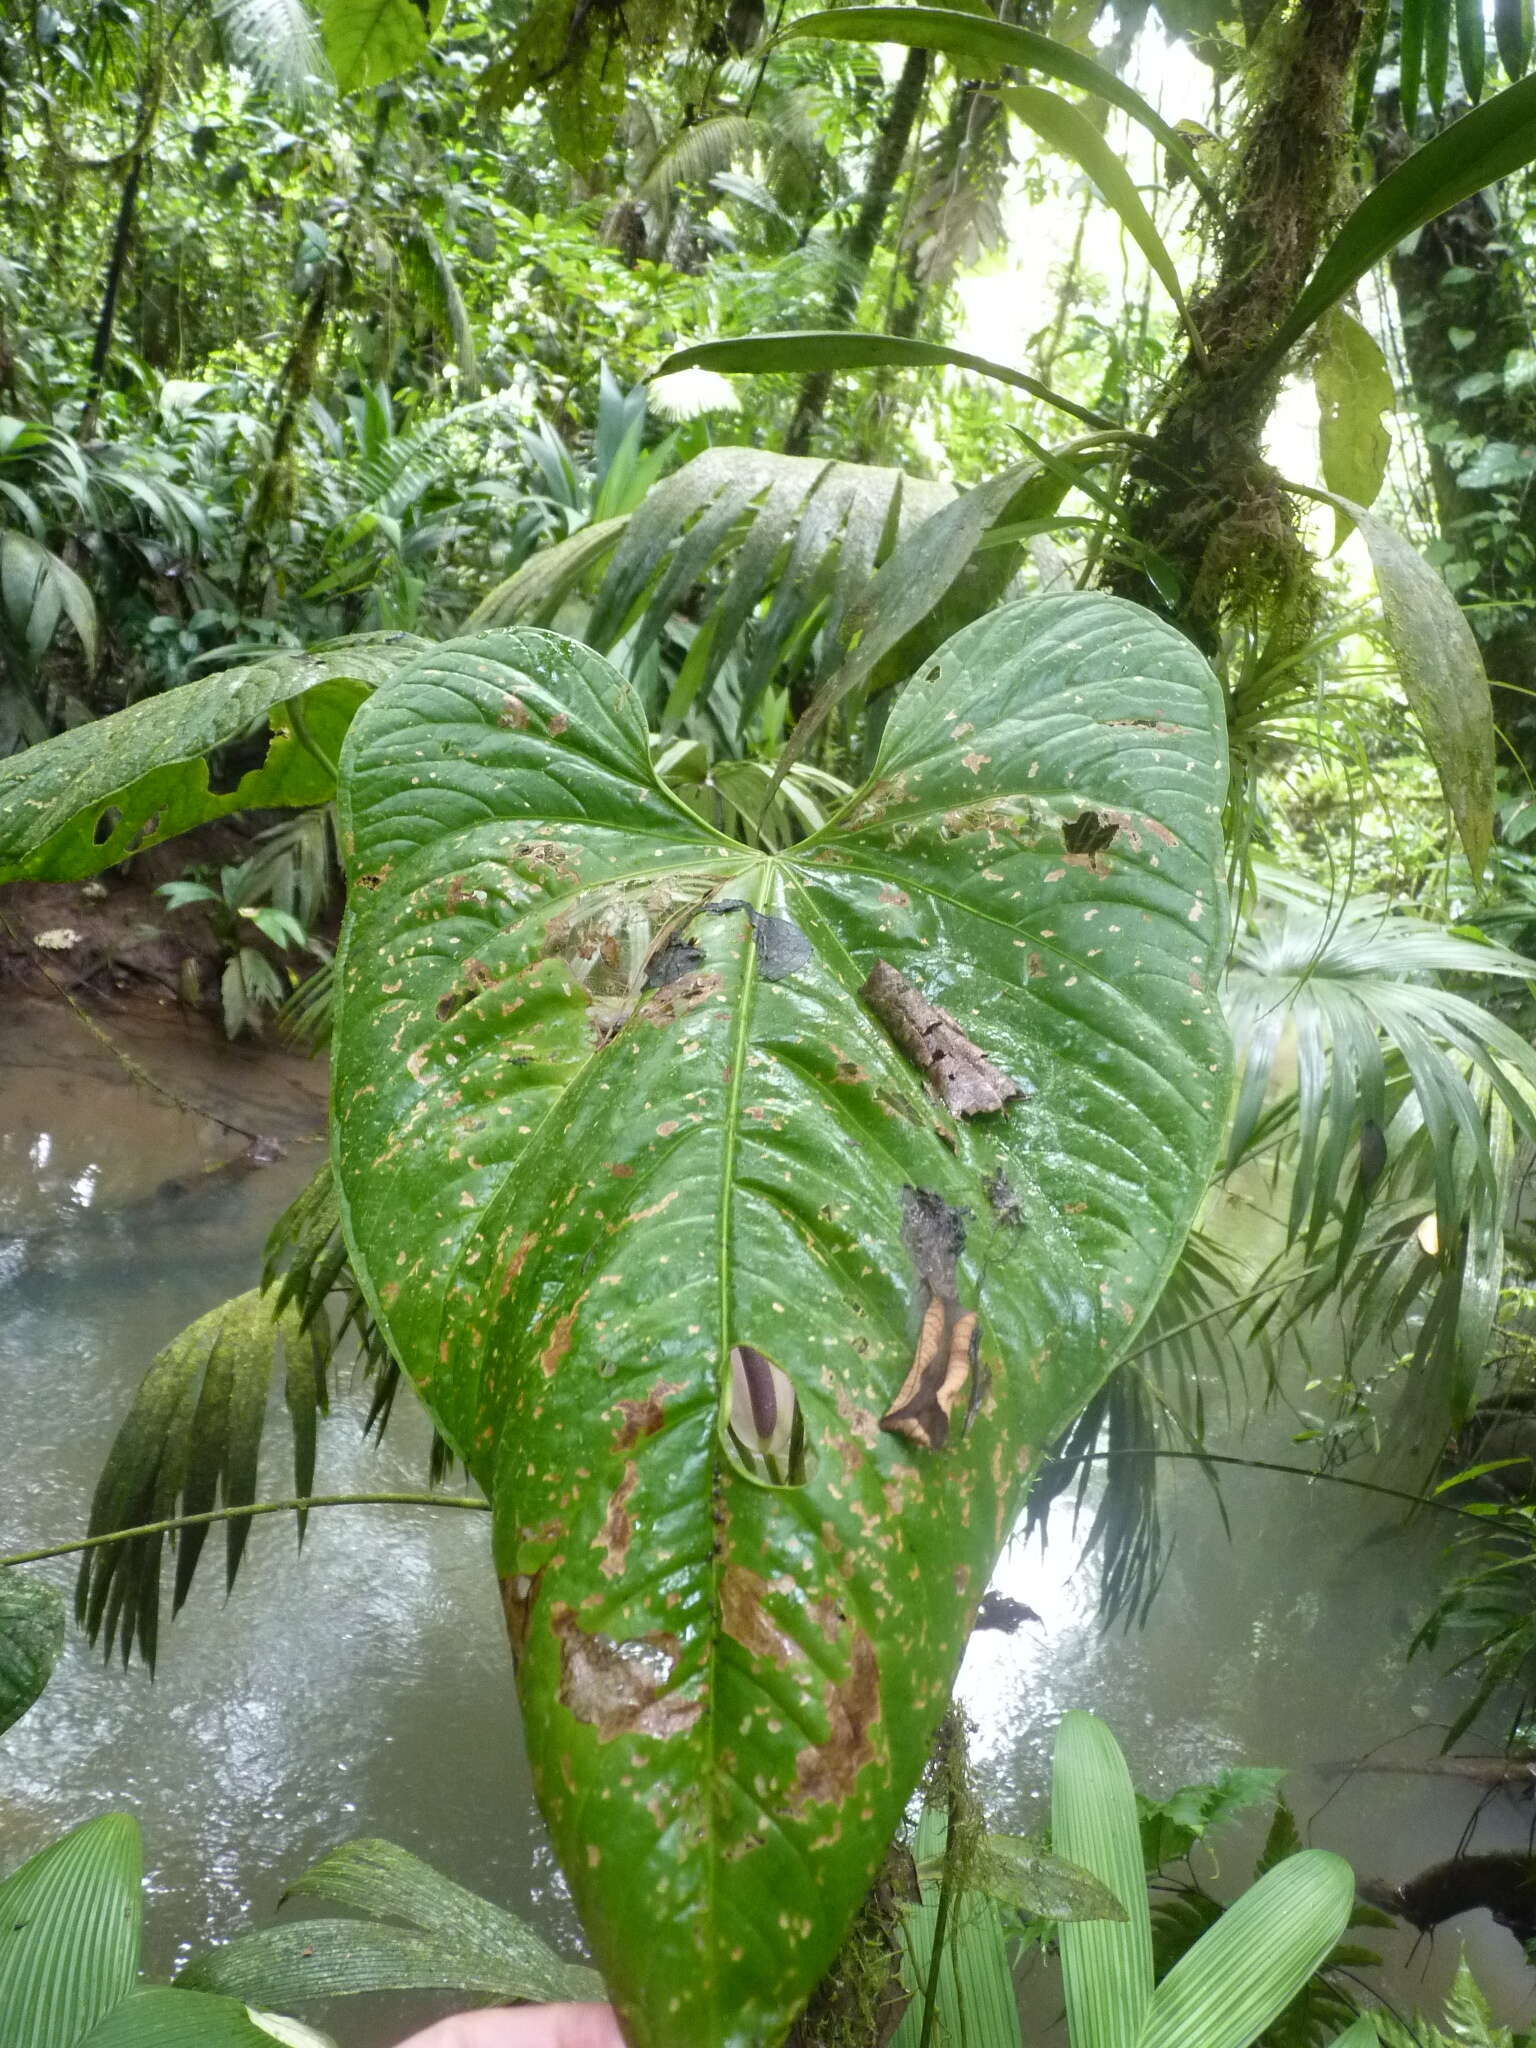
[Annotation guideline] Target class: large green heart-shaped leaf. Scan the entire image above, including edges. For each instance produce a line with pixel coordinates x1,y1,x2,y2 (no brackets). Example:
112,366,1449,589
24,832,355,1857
331,597,1230,2048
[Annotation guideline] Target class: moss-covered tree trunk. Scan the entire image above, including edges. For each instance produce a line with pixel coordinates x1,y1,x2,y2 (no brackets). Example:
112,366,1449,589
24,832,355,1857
1107,0,1370,649
1374,103,1536,758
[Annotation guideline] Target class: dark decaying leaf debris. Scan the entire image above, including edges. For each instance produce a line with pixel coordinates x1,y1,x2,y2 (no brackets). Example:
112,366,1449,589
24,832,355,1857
699,897,814,982
861,957,1026,1115
882,1186,979,1453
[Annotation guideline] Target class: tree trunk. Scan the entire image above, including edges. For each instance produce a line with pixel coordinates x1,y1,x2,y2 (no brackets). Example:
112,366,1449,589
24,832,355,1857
1107,0,1370,649
1374,102,1536,760
78,71,159,441
782,45,930,457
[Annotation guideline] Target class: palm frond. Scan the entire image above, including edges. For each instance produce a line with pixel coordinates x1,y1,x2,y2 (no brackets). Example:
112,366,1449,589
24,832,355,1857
76,1290,325,1670
1225,892,1536,1249
639,113,760,206
583,445,949,712
217,0,324,95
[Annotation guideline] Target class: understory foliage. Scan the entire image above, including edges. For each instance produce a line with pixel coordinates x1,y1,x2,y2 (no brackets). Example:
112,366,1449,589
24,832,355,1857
9,0,1536,2042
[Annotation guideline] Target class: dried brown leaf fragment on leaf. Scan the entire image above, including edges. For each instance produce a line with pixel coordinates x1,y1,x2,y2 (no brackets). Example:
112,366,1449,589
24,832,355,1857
860,958,1025,1115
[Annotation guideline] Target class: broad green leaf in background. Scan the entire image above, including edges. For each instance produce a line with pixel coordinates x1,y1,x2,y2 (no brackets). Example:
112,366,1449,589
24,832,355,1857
320,0,441,92
78,1989,336,2048
783,8,1220,208
998,86,1202,357
0,530,98,669
1304,490,1495,876
0,1815,142,2048
655,331,1115,430
1053,1711,1153,2048
966,1835,1130,1923
0,1575,64,1738
0,643,420,883
1263,73,1536,369
181,1837,600,2010
1313,312,1394,550
331,601,1231,2046
1135,1849,1356,2048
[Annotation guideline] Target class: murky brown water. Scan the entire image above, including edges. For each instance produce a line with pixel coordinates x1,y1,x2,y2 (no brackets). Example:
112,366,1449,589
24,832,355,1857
2,995,1533,2043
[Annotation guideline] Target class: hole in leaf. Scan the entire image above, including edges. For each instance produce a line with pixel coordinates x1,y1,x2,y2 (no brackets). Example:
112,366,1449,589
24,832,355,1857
93,806,122,846
1061,809,1119,857
205,731,273,797
726,1344,814,1487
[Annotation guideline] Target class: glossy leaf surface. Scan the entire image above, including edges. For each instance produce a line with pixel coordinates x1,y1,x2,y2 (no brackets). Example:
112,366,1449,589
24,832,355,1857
1263,74,1536,368
331,600,1230,2047
656,331,1113,429
0,644,418,883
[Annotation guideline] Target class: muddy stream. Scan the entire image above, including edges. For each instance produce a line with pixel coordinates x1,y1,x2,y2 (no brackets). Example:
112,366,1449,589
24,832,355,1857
2,996,1533,2043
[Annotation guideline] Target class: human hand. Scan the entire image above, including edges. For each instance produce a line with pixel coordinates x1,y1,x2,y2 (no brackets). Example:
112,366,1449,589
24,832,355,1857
393,2001,624,2048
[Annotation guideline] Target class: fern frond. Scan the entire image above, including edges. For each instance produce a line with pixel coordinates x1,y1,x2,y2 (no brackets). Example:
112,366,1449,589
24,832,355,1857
639,113,759,204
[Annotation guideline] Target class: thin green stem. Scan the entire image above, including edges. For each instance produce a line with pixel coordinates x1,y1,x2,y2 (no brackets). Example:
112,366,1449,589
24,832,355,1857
917,1761,963,2048
1084,1447,1489,1522
0,1491,489,1570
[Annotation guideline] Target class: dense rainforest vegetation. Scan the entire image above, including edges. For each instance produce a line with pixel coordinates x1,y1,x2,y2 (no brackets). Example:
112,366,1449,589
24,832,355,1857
11,0,1536,2044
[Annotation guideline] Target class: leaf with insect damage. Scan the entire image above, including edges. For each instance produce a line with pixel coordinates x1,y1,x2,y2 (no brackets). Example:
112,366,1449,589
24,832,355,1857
330,599,1230,2048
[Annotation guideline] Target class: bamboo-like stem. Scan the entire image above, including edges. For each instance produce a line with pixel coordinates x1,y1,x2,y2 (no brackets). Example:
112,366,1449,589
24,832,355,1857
0,1491,489,1571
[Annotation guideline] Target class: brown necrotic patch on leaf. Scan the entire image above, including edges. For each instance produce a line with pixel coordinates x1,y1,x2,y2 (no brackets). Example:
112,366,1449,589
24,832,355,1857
721,1565,805,1669
552,1606,702,1742
539,1303,581,1377
790,1632,882,1814
635,971,723,1029
596,1460,639,1580
860,959,1025,1116
611,1378,686,1453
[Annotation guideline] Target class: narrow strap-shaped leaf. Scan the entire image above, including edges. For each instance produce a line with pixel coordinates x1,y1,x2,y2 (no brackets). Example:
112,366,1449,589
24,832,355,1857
1426,0,1452,113
999,86,1202,357
783,7,1220,209
1400,0,1426,121
1458,0,1487,100
770,460,1066,798
1134,1851,1356,2048
0,1815,142,2048
1494,0,1532,79
1262,72,1536,368
892,1808,1022,2048
655,331,1116,430
465,518,629,633
1053,1712,1153,2048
